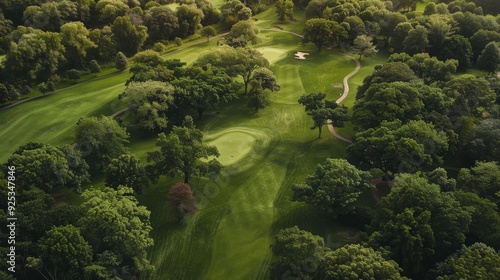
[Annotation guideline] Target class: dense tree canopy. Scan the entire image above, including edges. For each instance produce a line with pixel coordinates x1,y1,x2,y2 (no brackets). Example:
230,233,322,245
292,158,373,217
303,18,347,51
105,154,149,194
147,116,222,183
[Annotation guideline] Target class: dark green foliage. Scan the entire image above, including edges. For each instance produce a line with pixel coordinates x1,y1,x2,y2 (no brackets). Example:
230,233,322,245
111,16,148,56
292,158,373,217
271,226,325,279
147,116,222,183
319,244,408,280
36,225,92,280
6,142,89,192
303,18,348,51
298,92,348,138
347,120,448,178
225,20,260,47
276,0,294,22
464,119,500,163
105,154,149,194
443,75,496,118
120,80,174,132
78,186,154,276
0,83,9,104
433,243,500,279
369,174,472,276
458,161,500,203
220,0,252,27
388,53,458,84
470,30,500,62
439,34,473,69
172,66,240,119
477,42,500,73
175,5,203,38
200,26,216,43
75,116,129,170
356,62,418,99
403,25,429,55
89,59,101,73
66,69,81,81
144,5,178,41
115,51,128,71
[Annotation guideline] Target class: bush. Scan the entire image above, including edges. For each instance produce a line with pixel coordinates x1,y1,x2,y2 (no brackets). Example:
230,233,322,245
115,51,129,71
66,69,81,81
89,60,101,73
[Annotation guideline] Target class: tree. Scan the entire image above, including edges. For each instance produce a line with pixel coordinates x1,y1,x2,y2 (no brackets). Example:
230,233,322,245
111,16,148,56
298,93,348,138
353,35,377,60
147,116,222,183
89,59,101,73
443,75,496,118
174,37,183,48
271,226,325,280
78,186,154,276
60,21,96,69
88,26,117,62
6,142,89,192
115,51,128,70
403,25,429,55
4,28,66,85
356,62,418,99
119,81,174,132
194,46,270,95
477,42,500,73
470,30,500,62
168,182,196,221
347,120,448,179
220,0,252,27
388,53,458,84
389,22,413,53
95,0,129,24
453,191,500,248
457,161,500,203
22,1,78,31
425,16,454,57
225,20,260,47
276,0,294,22
0,83,9,105
303,18,347,51
200,26,216,43
439,34,473,69
380,12,407,41
66,69,80,82
172,66,239,119
319,244,408,280
105,154,149,194
292,158,373,217
464,119,500,163
368,174,472,276
75,116,129,170
433,243,500,279
175,4,204,38
144,5,178,41
35,225,92,280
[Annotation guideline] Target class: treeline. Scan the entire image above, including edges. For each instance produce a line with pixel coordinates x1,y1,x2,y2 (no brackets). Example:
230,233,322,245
0,0,277,105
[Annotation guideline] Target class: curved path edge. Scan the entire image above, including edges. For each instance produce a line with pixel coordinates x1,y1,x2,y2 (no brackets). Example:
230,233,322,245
262,28,358,143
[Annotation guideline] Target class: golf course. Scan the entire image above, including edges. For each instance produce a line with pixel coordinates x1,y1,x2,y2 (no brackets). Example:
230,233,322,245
0,6,384,280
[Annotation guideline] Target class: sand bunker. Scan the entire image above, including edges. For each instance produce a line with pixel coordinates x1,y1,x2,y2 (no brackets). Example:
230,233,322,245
294,52,309,60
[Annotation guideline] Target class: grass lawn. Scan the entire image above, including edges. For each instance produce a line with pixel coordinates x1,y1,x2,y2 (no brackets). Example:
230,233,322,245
0,27,375,280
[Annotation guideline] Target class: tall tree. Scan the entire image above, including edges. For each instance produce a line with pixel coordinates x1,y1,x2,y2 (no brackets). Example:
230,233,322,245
292,158,373,217
75,116,129,170
199,26,216,43
439,34,473,69
443,75,496,118
119,80,174,132
175,4,204,38
111,16,148,56
144,5,178,41
34,225,92,280
457,161,500,203
115,51,128,70
303,18,347,52
225,20,259,47
433,243,500,279
353,35,377,60
271,226,325,280
105,154,149,194
147,116,222,183
477,42,500,73
369,174,472,276
298,93,348,138
95,0,129,24
347,120,448,179
319,244,408,280
276,0,294,22
78,186,154,277
403,25,429,55
172,66,239,120
60,21,96,70
220,0,252,27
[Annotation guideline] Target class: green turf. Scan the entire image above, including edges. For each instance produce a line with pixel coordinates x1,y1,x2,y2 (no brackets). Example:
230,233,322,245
0,71,130,162
0,27,374,280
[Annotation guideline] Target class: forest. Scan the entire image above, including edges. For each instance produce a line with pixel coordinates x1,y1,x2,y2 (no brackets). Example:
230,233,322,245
1,0,500,279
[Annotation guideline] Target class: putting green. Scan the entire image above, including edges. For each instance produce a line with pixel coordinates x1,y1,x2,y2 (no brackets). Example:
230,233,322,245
257,47,288,65
205,129,256,166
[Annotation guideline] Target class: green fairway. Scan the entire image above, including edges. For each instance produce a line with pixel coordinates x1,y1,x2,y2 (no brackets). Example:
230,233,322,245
0,71,130,162
0,27,373,280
